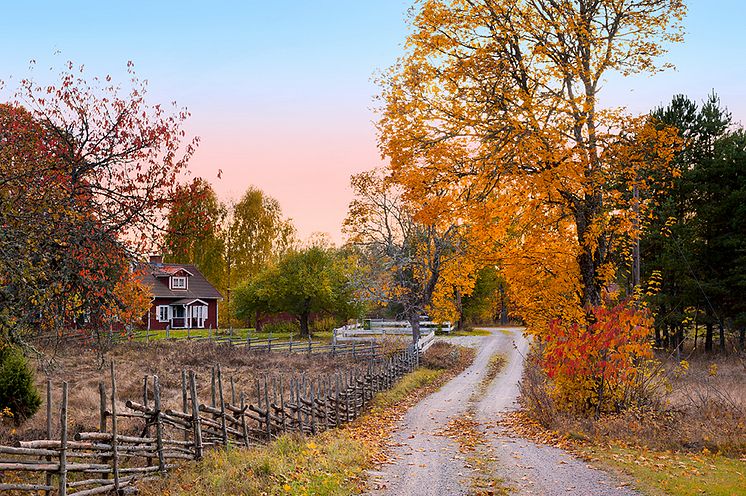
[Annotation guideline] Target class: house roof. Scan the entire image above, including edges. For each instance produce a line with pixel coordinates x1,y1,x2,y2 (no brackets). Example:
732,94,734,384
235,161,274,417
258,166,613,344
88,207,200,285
137,262,223,300
170,298,210,306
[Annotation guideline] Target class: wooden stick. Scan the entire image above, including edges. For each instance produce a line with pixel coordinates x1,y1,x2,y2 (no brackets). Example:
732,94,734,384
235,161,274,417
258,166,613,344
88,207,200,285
45,379,53,496
217,365,228,446
211,366,216,408
109,362,120,493
263,375,271,440
181,370,189,442
240,392,249,447
59,381,69,496
189,371,203,460
153,375,166,473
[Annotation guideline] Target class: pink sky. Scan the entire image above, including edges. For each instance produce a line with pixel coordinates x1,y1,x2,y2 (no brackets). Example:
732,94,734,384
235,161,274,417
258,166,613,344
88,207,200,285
3,1,742,245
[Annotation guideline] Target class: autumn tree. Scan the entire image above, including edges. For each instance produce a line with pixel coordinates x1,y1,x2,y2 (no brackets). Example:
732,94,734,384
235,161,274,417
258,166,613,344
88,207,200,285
233,244,360,338
163,177,226,289
343,169,476,343
377,1,685,411
379,0,684,316
223,187,295,327
0,62,196,349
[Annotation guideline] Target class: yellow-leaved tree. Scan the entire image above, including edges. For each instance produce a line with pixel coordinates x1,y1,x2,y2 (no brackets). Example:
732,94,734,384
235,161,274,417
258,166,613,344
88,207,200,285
377,0,684,412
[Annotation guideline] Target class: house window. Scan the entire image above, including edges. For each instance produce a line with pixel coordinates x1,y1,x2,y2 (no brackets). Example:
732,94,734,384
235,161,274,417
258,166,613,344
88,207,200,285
171,276,187,290
157,305,170,322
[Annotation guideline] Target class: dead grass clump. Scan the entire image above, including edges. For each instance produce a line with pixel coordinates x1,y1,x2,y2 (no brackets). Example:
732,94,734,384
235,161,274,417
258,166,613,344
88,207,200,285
421,341,468,370
2,341,370,445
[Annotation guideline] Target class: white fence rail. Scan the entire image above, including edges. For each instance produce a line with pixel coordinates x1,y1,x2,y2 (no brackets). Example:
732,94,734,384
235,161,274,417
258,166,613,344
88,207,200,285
333,318,447,353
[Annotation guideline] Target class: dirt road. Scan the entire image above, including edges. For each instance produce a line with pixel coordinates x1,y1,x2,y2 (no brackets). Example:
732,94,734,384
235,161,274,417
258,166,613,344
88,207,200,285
368,328,638,496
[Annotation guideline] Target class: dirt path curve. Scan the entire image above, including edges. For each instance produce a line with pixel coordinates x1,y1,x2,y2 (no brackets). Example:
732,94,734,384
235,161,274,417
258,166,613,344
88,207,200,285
367,328,639,496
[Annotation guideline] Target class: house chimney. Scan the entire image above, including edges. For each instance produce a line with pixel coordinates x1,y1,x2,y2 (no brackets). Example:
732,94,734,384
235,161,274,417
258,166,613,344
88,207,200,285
149,254,163,265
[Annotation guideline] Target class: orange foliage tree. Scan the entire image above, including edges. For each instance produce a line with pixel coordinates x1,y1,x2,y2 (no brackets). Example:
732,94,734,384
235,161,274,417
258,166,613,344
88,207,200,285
376,0,685,411
0,61,196,349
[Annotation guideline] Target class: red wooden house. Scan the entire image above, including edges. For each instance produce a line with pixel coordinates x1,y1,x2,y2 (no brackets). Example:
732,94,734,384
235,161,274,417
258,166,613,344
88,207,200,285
140,255,223,331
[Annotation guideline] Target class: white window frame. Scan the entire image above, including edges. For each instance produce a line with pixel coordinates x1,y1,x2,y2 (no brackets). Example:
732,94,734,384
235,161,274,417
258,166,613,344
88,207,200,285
170,276,188,290
157,305,171,322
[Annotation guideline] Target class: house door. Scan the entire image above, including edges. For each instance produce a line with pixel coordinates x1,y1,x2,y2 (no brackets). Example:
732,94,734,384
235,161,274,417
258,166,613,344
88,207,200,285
192,305,208,328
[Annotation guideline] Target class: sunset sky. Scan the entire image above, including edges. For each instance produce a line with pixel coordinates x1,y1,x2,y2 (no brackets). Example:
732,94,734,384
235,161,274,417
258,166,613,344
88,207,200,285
1,1,744,243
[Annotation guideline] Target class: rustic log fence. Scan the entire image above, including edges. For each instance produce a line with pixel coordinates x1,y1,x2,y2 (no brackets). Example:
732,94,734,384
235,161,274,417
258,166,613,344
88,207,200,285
0,346,418,495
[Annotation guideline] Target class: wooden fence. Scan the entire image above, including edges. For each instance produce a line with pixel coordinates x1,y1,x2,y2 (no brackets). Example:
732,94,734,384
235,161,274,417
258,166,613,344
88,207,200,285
29,331,381,359
0,346,419,495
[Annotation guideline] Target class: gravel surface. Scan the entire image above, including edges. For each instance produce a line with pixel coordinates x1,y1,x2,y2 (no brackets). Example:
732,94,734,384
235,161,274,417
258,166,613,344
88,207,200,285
367,328,640,496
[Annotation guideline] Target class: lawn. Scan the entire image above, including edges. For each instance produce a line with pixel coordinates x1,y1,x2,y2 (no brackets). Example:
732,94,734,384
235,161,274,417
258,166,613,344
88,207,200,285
126,328,336,343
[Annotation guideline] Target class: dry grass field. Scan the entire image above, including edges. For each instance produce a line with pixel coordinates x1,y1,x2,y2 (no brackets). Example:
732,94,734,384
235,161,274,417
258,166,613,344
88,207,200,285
2,340,382,445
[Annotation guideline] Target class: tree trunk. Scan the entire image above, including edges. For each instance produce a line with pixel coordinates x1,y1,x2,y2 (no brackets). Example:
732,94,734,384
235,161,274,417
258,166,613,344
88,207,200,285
705,320,714,353
455,288,463,331
739,328,745,351
299,310,310,339
409,308,420,346
574,198,603,310
718,319,726,352
254,310,263,333
499,283,509,325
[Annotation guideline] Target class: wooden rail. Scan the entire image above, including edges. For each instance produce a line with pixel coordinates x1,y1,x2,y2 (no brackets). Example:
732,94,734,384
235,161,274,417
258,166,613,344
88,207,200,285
0,347,418,495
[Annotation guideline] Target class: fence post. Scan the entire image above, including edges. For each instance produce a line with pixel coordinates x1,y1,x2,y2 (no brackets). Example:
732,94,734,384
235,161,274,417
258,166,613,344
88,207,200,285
211,367,216,408
308,338,312,354
189,371,203,460
309,382,317,435
264,376,271,440
217,365,228,446
295,379,302,432
240,392,249,447
59,382,68,496
279,380,287,433
153,375,166,474
166,325,170,340
334,375,341,427
110,362,120,493
45,380,53,496
182,370,189,441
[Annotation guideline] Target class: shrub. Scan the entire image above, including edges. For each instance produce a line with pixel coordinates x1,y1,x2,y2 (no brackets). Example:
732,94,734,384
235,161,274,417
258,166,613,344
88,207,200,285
310,315,339,334
262,321,299,335
0,347,41,423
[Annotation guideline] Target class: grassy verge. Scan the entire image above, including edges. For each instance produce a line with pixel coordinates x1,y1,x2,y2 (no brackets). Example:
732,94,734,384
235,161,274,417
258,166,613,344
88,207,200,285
580,444,746,496
141,432,368,496
140,343,475,495
515,347,746,496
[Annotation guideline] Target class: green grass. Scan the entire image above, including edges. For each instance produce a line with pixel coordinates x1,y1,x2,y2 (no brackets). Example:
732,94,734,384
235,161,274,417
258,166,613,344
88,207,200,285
127,328,335,343
583,445,746,496
437,328,492,337
371,368,444,409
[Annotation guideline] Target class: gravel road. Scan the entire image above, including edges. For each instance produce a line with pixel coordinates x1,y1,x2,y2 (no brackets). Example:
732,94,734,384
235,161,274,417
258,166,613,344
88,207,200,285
367,328,639,496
